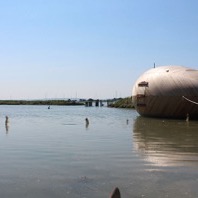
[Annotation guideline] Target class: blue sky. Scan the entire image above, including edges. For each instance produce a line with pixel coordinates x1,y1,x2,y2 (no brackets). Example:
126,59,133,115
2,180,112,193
0,0,198,99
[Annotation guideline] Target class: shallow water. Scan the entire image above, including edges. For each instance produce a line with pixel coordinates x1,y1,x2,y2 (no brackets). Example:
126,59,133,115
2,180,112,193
0,105,198,198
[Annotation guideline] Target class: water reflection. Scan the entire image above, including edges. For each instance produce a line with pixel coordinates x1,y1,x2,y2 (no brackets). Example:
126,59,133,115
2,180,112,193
133,116,198,167
5,124,9,134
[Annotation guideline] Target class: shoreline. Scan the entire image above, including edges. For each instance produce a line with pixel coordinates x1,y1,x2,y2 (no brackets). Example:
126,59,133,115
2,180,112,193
0,100,84,106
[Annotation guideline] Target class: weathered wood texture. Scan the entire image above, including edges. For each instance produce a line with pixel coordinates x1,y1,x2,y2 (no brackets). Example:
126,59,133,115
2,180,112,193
132,66,198,119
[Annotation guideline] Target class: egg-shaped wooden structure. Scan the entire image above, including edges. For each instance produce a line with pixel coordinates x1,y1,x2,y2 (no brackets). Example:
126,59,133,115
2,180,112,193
132,65,198,119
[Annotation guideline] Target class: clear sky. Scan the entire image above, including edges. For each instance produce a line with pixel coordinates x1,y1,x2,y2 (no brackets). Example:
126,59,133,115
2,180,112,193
0,0,198,99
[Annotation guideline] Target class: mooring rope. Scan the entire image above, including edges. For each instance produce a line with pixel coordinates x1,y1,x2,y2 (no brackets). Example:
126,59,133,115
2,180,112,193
182,96,198,105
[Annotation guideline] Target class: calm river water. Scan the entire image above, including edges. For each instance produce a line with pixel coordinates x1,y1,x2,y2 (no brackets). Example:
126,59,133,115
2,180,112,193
0,105,198,198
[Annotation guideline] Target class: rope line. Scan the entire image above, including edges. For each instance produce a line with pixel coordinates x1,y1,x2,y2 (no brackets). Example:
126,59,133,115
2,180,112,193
182,96,198,105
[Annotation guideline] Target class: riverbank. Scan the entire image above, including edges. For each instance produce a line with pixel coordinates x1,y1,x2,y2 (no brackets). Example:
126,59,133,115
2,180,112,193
108,97,134,108
0,100,84,106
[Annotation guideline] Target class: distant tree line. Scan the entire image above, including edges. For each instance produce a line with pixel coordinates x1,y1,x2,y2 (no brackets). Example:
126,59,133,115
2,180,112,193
0,100,84,106
108,97,134,108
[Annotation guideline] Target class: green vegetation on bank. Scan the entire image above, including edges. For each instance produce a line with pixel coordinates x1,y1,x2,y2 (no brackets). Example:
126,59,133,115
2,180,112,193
108,97,134,108
0,100,84,106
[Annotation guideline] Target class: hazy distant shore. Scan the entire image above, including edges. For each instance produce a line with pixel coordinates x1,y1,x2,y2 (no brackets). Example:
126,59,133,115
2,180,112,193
0,97,134,108
0,100,84,106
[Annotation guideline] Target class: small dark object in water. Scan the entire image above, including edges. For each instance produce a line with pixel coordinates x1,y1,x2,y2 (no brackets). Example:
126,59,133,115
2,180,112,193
110,187,121,198
85,118,89,124
48,106,50,109
5,116,9,125
85,118,89,128
5,116,9,133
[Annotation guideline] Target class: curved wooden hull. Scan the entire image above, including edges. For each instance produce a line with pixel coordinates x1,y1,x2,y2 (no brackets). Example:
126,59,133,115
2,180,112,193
132,66,198,119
